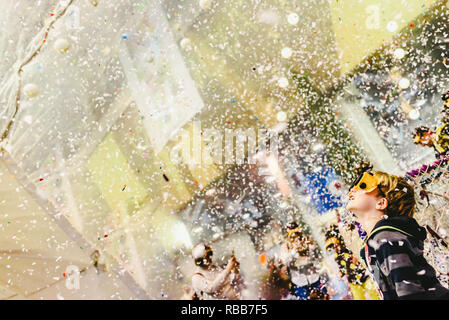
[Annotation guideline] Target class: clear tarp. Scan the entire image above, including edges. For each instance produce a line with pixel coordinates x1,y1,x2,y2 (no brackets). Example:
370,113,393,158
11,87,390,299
0,0,448,299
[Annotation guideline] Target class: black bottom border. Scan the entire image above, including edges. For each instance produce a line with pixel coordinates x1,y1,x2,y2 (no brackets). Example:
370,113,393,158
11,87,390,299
1,299,447,318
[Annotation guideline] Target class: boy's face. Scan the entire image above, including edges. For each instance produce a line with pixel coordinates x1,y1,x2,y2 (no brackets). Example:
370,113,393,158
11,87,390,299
346,188,381,218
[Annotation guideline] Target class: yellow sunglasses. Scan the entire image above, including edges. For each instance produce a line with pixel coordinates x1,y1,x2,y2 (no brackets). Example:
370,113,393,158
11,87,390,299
350,171,383,194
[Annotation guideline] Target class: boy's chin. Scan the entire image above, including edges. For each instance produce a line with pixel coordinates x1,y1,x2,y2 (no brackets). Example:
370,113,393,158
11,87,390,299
345,204,360,218
345,203,355,212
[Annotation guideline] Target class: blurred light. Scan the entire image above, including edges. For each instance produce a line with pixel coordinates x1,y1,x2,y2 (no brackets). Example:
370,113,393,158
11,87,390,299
399,78,410,89
54,38,70,54
180,38,192,51
408,109,420,120
281,47,293,59
172,221,192,248
199,0,212,10
393,48,406,59
386,20,398,32
276,111,287,122
23,83,39,98
277,77,289,88
287,13,299,25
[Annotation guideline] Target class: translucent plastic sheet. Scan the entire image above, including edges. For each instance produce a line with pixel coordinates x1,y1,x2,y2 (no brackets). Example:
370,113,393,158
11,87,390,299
0,0,343,298
1,0,448,300
0,0,203,298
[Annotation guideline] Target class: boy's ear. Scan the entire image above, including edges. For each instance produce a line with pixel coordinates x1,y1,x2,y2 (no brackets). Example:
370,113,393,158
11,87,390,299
376,197,388,211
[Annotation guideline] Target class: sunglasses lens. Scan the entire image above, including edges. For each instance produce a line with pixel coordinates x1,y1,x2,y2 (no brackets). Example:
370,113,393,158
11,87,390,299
359,182,366,189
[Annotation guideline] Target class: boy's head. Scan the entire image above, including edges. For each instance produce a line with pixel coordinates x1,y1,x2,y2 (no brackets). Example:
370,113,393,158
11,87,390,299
286,221,310,255
192,243,213,267
346,170,416,220
325,224,344,252
413,126,434,147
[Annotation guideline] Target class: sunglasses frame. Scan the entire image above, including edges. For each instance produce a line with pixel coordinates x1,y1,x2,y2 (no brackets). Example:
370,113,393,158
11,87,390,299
349,168,385,197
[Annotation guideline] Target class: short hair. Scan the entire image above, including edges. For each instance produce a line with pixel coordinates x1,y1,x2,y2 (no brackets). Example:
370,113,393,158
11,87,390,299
192,244,212,266
372,170,416,218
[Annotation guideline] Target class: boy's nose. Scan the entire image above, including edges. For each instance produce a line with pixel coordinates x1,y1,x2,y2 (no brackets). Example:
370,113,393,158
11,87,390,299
348,188,357,198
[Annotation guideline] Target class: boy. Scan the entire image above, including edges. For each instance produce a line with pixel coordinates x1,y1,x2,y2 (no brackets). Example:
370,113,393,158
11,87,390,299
413,91,449,157
279,222,329,300
191,243,243,300
346,168,449,299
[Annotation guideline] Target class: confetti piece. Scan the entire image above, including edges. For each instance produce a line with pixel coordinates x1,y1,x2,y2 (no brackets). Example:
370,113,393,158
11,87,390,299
259,253,267,264
163,174,169,182
122,184,126,191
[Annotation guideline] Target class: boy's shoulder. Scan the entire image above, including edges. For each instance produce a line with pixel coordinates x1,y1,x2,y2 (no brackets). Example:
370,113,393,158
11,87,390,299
367,217,426,251
370,217,426,241
368,229,411,251
371,228,410,242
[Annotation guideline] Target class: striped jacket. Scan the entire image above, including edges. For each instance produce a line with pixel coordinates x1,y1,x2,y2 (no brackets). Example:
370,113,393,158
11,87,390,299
360,216,449,300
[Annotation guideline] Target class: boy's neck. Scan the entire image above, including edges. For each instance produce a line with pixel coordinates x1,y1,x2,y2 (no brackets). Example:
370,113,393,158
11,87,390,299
359,211,385,236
